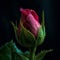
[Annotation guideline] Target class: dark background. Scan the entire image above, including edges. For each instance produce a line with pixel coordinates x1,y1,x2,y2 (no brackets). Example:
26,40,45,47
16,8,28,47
0,0,60,60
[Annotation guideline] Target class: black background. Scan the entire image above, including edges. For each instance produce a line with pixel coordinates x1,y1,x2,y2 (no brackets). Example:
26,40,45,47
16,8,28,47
0,0,60,60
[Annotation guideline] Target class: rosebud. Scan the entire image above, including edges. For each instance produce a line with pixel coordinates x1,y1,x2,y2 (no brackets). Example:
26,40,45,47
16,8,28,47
12,8,46,47
19,8,41,37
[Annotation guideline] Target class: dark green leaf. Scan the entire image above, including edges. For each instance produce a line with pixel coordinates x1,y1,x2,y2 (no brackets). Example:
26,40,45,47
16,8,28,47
0,40,29,60
36,49,53,60
23,51,30,58
13,52,29,60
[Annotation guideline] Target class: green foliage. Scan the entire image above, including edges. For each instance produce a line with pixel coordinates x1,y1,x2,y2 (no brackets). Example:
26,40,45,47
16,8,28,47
0,40,29,60
0,43,11,60
23,51,30,58
35,49,53,60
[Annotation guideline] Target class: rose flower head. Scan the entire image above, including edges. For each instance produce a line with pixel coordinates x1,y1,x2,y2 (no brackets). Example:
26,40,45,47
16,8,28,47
19,8,41,37
12,8,46,47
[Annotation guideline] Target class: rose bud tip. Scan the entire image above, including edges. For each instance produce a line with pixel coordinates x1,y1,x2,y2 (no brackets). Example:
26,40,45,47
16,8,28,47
20,8,28,16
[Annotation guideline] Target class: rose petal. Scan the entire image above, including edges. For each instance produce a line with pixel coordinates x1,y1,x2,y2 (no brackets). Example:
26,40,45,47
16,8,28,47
26,14,40,37
20,8,28,16
31,10,39,21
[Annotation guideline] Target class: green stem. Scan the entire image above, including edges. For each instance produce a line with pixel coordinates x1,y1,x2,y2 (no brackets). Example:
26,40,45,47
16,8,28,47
29,41,37,60
29,48,35,60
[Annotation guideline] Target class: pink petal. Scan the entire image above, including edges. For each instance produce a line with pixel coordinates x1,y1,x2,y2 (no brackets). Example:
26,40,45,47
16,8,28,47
31,10,39,21
26,14,40,37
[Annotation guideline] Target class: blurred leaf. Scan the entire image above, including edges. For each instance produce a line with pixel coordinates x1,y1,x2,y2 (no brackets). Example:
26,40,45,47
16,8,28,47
13,52,29,60
23,51,30,58
36,49,53,60
0,40,29,60
0,42,12,60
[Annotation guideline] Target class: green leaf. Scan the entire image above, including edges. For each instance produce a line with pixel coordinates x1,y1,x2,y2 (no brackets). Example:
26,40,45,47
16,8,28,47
36,49,53,60
18,22,35,47
13,52,29,60
0,40,29,60
23,51,30,58
0,42,12,60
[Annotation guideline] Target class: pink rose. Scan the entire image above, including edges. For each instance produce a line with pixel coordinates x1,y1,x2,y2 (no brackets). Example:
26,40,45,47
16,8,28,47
18,8,41,37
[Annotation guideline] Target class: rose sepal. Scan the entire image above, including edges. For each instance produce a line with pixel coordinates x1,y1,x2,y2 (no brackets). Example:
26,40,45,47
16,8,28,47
18,20,36,47
36,10,46,46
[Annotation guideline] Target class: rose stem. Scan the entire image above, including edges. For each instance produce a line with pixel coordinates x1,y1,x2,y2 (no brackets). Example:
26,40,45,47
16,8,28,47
29,41,37,60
